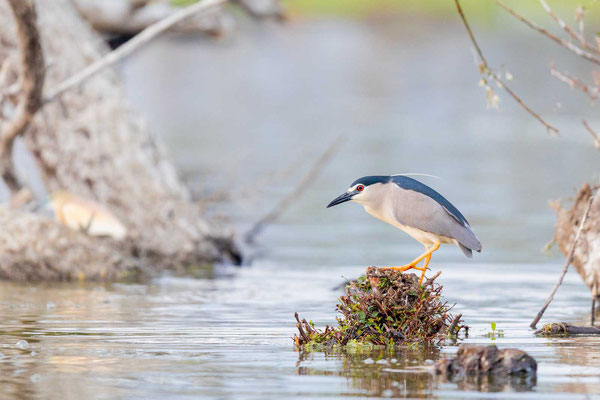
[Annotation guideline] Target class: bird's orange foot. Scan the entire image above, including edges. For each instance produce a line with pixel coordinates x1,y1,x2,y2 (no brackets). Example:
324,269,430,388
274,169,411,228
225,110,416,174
380,265,429,285
381,265,427,272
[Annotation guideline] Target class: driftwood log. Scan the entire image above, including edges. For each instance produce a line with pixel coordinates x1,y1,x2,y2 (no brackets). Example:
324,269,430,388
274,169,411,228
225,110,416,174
0,0,259,280
535,322,600,336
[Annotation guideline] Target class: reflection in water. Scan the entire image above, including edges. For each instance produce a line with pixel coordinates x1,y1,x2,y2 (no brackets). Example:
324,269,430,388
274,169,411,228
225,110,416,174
297,347,440,397
0,264,600,399
296,345,538,397
435,368,536,393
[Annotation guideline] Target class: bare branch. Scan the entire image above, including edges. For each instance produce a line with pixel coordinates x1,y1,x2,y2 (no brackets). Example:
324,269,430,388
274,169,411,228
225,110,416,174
454,0,559,135
538,0,596,53
447,313,462,336
530,189,599,329
550,64,599,101
44,0,227,103
582,120,600,149
496,0,600,66
244,136,344,243
1,0,45,196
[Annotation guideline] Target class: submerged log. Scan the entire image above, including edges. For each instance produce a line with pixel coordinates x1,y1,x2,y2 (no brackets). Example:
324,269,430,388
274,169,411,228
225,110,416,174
0,0,244,280
535,322,600,336
294,268,466,349
435,344,537,378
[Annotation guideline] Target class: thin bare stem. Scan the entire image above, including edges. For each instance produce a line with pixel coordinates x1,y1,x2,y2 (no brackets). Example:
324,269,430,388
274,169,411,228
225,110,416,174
550,64,599,101
530,190,598,329
454,0,559,135
496,0,600,66
582,120,600,149
44,0,226,102
538,0,595,52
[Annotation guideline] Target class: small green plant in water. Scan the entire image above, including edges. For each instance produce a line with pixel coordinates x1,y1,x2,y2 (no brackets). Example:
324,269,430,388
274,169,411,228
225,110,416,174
486,321,504,340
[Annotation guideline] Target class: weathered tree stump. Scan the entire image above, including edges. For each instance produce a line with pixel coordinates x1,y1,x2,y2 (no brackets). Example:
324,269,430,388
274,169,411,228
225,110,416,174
0,0,249,280
552,184,600,304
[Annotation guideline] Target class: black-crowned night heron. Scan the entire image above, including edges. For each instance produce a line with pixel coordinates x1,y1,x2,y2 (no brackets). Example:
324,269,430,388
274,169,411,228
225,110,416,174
327,175,482,284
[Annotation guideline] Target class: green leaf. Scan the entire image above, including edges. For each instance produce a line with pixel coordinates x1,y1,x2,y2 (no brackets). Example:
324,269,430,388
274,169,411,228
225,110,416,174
491,322,497,332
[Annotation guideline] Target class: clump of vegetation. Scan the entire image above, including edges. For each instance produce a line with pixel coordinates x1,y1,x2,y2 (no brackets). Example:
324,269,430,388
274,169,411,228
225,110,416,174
294,267,466,350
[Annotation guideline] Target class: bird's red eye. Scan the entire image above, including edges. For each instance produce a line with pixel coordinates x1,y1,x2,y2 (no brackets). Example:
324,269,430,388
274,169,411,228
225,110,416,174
357,185,364,192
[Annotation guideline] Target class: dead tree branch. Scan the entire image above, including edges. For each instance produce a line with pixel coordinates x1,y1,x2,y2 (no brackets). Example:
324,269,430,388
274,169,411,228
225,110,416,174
496,0,600,66
531,189,599,329
244,136,344,243
454,0,558,135
44,0,227,103
1,0,45,196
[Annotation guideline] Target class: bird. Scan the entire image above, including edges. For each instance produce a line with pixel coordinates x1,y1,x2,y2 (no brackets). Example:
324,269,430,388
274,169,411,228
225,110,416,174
327,175,481,284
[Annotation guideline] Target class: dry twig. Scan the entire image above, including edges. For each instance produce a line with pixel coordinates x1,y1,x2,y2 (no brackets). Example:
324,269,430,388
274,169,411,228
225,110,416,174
582,120,600,149
454,0,558,135
447,313,462,336
44,0,227,102
496,0,600,66
244,136,344,243
538,0,593,52
550,65,599,101
530,189,599,328
423,271,442,288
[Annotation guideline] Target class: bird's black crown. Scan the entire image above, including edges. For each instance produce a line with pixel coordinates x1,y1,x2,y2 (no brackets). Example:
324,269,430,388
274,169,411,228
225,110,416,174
351,175,391,187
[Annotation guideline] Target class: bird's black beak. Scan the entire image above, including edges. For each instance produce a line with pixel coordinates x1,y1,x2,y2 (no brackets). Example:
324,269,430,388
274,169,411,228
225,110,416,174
327,191,354,208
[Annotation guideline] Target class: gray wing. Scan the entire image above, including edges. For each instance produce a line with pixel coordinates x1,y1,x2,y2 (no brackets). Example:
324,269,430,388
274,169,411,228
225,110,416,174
390,184,482,252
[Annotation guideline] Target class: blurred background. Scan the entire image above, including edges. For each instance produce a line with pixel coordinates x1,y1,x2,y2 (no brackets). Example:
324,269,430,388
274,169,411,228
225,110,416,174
2,1,600,398
122,0,599,266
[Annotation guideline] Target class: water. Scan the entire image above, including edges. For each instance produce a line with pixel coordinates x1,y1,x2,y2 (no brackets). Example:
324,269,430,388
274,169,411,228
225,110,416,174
2,16,600,399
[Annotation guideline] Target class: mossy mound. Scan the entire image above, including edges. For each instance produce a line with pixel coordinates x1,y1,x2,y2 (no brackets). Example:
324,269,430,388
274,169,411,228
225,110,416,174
294,267,465,349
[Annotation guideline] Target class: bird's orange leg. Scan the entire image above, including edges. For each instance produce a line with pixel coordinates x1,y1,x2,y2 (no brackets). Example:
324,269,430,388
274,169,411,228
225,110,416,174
419,253,432,285
381,241,441,284
404,241,440,268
